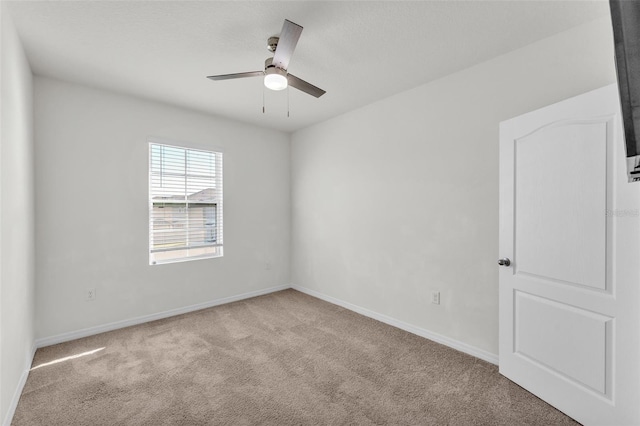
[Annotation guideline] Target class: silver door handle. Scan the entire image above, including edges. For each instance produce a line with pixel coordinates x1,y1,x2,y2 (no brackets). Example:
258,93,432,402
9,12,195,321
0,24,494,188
498,258,511,267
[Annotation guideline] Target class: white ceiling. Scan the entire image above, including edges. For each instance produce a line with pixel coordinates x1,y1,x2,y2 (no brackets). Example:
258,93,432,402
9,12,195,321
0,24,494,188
6,1,610,133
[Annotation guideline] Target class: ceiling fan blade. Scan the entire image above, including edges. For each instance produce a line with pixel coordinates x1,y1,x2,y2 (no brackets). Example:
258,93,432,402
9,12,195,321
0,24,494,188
287,74,326,98
207,71,263,81
272,19,303,70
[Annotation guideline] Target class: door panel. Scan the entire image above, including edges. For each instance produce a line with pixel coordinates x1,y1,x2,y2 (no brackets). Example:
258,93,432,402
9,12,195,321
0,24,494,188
515,122,608,290
499,84,640,425
514,290,610,395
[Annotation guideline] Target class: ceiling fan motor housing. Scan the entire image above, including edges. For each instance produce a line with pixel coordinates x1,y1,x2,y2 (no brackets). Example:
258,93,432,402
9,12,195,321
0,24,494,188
264,57,276,69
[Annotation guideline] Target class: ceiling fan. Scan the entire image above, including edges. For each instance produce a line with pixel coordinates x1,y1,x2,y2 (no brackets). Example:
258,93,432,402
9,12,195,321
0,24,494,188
207,19,326,98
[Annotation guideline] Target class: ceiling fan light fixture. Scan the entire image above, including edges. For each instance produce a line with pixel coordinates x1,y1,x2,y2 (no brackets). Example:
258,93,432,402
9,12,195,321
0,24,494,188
264,67,288,91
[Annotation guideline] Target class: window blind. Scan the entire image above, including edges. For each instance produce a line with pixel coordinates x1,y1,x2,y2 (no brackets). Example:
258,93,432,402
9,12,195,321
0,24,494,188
149,142,223,264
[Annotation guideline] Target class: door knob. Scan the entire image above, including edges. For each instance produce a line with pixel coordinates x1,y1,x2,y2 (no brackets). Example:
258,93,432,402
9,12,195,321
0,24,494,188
498,258,511,267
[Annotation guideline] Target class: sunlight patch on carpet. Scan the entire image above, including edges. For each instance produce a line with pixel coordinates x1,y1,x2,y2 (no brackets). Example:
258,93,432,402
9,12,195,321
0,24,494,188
30,347,106,370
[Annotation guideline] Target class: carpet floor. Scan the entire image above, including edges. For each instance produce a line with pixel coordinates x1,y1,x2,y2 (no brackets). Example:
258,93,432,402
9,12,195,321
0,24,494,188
13,289,577,425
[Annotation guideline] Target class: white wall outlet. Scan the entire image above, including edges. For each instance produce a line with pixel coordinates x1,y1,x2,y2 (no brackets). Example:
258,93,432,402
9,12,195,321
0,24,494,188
431,291,440,305
86,288,96,301
265,262,272,270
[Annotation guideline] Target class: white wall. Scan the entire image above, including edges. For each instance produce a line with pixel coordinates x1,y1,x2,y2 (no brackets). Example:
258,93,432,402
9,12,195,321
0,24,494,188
291,17,617,357
34,77,290,340
0,4,35,424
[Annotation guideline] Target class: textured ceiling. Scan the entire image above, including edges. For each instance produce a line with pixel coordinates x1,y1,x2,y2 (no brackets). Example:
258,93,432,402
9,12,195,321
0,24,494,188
6,1,610,133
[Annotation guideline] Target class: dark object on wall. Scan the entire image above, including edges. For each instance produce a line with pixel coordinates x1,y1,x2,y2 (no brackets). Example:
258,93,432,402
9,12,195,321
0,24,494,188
610,0,640,182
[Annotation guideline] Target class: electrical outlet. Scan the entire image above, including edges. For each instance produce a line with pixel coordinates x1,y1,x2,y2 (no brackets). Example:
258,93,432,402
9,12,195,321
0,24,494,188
431,291,440,305
86,288,96,301
265,262,272,270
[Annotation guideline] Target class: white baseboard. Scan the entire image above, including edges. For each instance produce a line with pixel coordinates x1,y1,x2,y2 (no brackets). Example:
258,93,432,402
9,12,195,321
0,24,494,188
291,284,499,365
2,343,37,426
35,284,290,348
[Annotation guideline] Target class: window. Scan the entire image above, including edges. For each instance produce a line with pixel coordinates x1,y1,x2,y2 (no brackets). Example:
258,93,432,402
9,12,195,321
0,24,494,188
149,140,223,264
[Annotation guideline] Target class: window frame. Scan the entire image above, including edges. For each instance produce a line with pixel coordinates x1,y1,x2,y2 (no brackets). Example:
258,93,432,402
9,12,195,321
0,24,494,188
148,137,224,265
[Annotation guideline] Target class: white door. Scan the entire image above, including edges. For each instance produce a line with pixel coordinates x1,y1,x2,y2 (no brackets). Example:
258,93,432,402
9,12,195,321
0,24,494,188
499,84,640,426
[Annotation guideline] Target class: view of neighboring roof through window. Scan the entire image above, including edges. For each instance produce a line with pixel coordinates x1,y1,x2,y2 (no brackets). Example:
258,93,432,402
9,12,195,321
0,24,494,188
149,140,223,265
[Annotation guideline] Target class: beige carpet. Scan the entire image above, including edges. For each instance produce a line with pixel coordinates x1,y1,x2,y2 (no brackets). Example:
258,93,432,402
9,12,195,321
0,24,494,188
13,289,577,425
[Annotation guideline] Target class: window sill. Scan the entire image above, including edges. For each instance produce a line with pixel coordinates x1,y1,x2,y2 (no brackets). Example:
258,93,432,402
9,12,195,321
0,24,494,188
150,247,223,265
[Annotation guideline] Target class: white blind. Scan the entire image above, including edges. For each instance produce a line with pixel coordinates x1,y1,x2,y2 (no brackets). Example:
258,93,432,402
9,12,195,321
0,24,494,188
149,142,223,264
